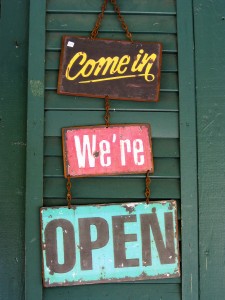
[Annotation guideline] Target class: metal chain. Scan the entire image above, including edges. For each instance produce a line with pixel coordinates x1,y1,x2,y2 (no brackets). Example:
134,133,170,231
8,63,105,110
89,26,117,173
90,0,108,40
110,0,133,42
66,176,72,209
104,95,110,127
90,0,133,42
145,170,151,204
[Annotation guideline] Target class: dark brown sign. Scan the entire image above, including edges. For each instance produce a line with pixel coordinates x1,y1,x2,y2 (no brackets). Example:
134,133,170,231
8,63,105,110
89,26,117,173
58,36,162,102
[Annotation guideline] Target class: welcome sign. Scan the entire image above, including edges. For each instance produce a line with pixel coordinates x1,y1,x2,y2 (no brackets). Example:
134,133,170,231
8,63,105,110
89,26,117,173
58,36,162,102
62,124,153,177
40,201,180,287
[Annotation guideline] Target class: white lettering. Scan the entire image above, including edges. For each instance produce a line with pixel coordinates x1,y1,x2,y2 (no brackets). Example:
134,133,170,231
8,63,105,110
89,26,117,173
133,139,144,165
120,139,131,166
74,135,96,168
99,140,111,167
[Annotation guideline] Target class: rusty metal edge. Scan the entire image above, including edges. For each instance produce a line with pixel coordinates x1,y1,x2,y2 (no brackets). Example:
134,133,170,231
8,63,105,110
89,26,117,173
40,207,46,288
43,271,180,288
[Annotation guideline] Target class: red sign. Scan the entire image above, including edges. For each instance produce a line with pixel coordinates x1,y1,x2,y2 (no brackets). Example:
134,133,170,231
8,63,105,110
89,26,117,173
58,36,162,102
62,124,153,177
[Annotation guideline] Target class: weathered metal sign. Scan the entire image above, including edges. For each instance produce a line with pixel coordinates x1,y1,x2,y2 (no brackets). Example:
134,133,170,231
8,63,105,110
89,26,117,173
41,201,180,287
58,36,162,102
62,124,153,177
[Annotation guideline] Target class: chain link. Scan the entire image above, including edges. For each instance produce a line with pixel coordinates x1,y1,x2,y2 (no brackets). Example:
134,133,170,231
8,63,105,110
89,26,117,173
90,0,108,40
90,0,133,42
66,176,72,209
145,170,151,204
110,0,133,42
104,95,110,127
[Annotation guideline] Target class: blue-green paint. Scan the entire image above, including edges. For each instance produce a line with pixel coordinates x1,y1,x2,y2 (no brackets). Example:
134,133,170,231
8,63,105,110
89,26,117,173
41,201,180,287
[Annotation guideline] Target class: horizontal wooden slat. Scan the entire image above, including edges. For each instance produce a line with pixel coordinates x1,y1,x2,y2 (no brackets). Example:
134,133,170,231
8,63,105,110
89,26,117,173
44,111,179,138
44,157,180,178
46,14,177,34
45,71,178,92
43,177,180,199
45,91,179,111
47,0,176,14
44,137,180,157
46,32,177,52
44,283,180,300
46,51,178,72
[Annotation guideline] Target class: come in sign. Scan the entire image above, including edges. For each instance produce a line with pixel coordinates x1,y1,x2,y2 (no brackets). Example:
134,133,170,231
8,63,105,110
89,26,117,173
58,36,162,102
62,124,153,177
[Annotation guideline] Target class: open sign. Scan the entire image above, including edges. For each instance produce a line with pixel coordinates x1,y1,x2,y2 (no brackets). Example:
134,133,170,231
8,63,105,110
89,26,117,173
40,201,180,287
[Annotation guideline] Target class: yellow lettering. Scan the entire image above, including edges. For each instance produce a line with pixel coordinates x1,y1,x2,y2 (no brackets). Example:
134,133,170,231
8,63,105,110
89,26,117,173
79,59,96,78
94,57,119,76
115,55,130,74
66,52,87,80
136,53,157,82
131,49,144,72
65,49,158,83
144,54,157,82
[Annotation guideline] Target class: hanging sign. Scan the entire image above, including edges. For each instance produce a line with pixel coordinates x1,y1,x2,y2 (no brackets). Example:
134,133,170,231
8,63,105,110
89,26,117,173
58,36,162,102
62,124,153,177
40,200,180,287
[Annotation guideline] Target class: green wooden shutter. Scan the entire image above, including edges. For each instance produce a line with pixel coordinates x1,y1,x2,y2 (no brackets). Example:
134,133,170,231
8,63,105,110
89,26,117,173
26,0,198,299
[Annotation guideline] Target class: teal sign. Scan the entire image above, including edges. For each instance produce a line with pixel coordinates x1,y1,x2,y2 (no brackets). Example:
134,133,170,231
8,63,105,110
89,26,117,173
40,201,180,287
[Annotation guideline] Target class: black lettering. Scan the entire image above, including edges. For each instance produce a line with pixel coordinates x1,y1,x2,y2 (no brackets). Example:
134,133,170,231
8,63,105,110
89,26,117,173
112,215,139,268
45,219,76,273
79,217,109,270
141,212,176,266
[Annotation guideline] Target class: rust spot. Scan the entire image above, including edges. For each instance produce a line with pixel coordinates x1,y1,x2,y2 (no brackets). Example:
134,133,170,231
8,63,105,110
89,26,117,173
93,151,99,158
168,201,175,210
49,268,54,275
122,204,136,214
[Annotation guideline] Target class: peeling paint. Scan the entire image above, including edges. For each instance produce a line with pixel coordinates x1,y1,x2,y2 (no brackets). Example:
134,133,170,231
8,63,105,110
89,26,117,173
30,80,44,97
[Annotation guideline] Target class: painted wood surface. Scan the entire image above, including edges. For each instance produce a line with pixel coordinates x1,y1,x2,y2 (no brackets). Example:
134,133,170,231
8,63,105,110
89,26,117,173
30,0,181,298
25,1,46,300
62,124,153,177
3,0,225,299
193,1,225,299
177,1,199,299
25,0,199,299
0,1,28,300
40,201,180,287
46,0,177,13
58,36,162,101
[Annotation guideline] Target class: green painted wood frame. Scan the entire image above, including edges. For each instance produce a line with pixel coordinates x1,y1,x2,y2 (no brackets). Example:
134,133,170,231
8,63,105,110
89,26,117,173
25,1,46,299
25,0,198,299
177,1,199,299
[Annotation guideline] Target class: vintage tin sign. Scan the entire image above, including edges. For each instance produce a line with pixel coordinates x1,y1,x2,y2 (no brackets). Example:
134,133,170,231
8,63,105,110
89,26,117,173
40,201,180,287
58,36,162,102
62,124,153,177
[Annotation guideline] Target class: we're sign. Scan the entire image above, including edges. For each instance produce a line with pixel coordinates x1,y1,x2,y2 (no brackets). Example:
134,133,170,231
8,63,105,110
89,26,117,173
62,124,153,177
